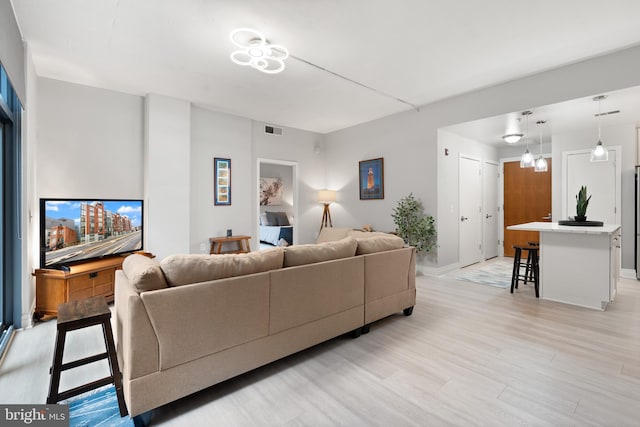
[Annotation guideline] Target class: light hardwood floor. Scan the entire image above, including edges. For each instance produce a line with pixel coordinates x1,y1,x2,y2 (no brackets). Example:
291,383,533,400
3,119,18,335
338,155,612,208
2,262,639,426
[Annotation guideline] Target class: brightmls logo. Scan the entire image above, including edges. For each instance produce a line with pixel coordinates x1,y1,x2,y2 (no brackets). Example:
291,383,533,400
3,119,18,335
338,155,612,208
1,405,68,426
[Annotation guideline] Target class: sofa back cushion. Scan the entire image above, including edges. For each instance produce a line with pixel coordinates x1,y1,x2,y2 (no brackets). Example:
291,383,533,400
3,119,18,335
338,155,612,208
350,233,405,255
284,237,357,267
160,248,284,287
316,227,351,243
122,254,168,292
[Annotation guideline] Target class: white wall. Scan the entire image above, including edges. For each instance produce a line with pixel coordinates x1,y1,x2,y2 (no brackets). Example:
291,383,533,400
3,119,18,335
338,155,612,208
324,45,640,270
37,78,144,198
145,94,191,259
552,124,636,268
21,44,37,328
189,106,253,253
0,0,25,104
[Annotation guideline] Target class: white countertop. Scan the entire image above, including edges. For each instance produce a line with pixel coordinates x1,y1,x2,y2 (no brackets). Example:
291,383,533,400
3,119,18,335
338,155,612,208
507,221,620,235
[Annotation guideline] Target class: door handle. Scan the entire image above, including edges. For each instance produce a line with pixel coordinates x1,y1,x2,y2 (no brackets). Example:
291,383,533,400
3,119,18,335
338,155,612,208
460,216,468,222
485,214,492,219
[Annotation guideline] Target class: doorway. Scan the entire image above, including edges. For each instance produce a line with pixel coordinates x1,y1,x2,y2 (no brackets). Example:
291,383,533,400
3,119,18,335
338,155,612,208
503,158,552,257
256,158,299,250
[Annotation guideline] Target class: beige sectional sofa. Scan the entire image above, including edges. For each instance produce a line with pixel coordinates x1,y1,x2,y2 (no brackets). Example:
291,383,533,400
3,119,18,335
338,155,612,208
115,229,416,417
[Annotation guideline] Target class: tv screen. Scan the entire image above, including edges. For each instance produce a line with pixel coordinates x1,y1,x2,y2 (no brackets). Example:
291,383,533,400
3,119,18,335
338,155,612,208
40,198,143,269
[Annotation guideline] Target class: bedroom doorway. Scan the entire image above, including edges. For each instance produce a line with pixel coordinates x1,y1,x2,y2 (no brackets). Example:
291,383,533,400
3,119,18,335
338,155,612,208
256,158,299,250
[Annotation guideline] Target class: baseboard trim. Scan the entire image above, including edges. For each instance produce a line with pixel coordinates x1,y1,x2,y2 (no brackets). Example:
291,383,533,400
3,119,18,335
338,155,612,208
620,268,636,280
420,262,461,277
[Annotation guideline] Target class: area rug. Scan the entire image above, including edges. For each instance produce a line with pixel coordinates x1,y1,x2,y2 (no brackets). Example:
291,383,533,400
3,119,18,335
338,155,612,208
63,385,133,427
453,259,514,289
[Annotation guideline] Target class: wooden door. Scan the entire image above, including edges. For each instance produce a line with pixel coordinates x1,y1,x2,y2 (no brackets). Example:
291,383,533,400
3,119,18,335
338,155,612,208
503,159,552,257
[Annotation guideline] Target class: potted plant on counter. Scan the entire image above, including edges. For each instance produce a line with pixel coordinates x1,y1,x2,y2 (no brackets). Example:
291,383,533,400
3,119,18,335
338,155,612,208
575,185,591,222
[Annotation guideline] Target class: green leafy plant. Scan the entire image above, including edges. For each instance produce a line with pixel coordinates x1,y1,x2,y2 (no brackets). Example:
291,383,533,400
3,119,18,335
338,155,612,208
391,193,436,253
576,185,591,218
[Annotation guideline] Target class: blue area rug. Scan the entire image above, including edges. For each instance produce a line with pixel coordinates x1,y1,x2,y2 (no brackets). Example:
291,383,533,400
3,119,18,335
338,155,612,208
63,385,133,427
454,259,513,289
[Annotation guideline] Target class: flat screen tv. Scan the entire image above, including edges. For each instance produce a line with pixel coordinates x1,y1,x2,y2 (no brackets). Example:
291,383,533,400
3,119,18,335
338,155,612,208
40,198,143,269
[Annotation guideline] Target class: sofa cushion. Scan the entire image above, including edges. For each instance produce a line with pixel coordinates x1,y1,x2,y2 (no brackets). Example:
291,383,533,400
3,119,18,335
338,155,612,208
122,254,168,292
352,234,405,255
160,248,285,287
284,237,357,267
316,227,351,243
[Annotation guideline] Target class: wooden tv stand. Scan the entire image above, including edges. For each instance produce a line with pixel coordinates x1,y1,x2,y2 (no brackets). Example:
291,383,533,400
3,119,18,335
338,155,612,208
34,256,126,319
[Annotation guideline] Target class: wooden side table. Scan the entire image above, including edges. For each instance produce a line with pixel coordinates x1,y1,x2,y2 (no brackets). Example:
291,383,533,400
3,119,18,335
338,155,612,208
209,235,251,254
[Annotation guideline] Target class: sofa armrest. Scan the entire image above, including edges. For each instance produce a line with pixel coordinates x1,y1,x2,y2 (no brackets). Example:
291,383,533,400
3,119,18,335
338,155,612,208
115,270,160,380
363,247,416,324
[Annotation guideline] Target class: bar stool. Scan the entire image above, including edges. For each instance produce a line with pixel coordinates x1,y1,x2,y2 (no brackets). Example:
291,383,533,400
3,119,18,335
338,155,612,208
46,296,128,417
511,245,539,298
526,241,539,281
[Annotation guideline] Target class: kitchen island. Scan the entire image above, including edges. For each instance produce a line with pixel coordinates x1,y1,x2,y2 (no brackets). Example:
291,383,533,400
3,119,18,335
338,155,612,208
506,222,621,310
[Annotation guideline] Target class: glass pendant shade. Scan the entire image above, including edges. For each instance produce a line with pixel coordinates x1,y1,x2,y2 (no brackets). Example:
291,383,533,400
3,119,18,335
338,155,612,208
519,110,534,168
534,119,548,172
590,95,609,162
534,155,548,172
520,149,535,167
590,141,608,162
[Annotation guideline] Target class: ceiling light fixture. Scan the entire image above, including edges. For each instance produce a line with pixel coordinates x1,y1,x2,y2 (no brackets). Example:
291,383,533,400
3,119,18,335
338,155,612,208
502,114,523,144
590,95,609,162
229,28,289,74
534,120,548,173
520,110,535,168
503,133,523,144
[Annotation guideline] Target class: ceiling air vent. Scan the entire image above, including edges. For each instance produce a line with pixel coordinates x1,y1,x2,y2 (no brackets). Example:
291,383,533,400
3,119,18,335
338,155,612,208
264,125,283,136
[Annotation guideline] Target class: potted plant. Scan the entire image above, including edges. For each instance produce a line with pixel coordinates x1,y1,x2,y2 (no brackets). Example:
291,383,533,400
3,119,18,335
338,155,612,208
391,193,436,253
575,185,591,222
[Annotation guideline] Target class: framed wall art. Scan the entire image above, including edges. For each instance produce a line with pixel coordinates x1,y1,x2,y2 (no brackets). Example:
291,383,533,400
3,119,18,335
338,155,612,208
214,157,231,205
259,177,283,206
359,157,384,200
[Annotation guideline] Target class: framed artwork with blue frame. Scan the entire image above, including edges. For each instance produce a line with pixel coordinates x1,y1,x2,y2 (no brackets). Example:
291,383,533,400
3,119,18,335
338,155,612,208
214,157,231,205
359,157,384,200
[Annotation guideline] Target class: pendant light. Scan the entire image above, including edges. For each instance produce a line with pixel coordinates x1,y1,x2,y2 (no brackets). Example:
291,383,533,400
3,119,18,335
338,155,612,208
590,95,609,162
520,110,535,168
534,120,548,172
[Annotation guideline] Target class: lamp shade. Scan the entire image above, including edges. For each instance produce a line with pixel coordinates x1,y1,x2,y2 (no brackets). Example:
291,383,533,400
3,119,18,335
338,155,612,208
318,190,336,204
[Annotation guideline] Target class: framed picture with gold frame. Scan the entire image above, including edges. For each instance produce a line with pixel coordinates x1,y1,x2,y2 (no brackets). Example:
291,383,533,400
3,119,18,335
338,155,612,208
359,157,384,200
214,157,231,205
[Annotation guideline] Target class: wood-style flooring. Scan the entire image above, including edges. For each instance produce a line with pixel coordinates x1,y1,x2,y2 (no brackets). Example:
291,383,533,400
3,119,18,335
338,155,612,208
1,261,639,426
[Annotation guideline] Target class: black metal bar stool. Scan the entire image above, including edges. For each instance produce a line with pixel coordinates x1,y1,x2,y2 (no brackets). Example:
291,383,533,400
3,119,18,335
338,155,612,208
525,241,539,281
511,245,539,298
46,296,128,417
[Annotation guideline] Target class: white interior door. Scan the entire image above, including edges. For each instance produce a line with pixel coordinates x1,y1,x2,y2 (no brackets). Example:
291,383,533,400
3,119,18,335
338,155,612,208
459,156,482,267
562,148,620,224
483,161,499,260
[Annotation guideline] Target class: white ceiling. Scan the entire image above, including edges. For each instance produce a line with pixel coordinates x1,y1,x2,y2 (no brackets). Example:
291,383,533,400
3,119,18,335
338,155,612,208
10,0,640,134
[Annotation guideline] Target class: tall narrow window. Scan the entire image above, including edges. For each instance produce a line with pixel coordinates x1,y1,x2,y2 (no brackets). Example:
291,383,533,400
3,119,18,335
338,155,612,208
0,62,22,359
